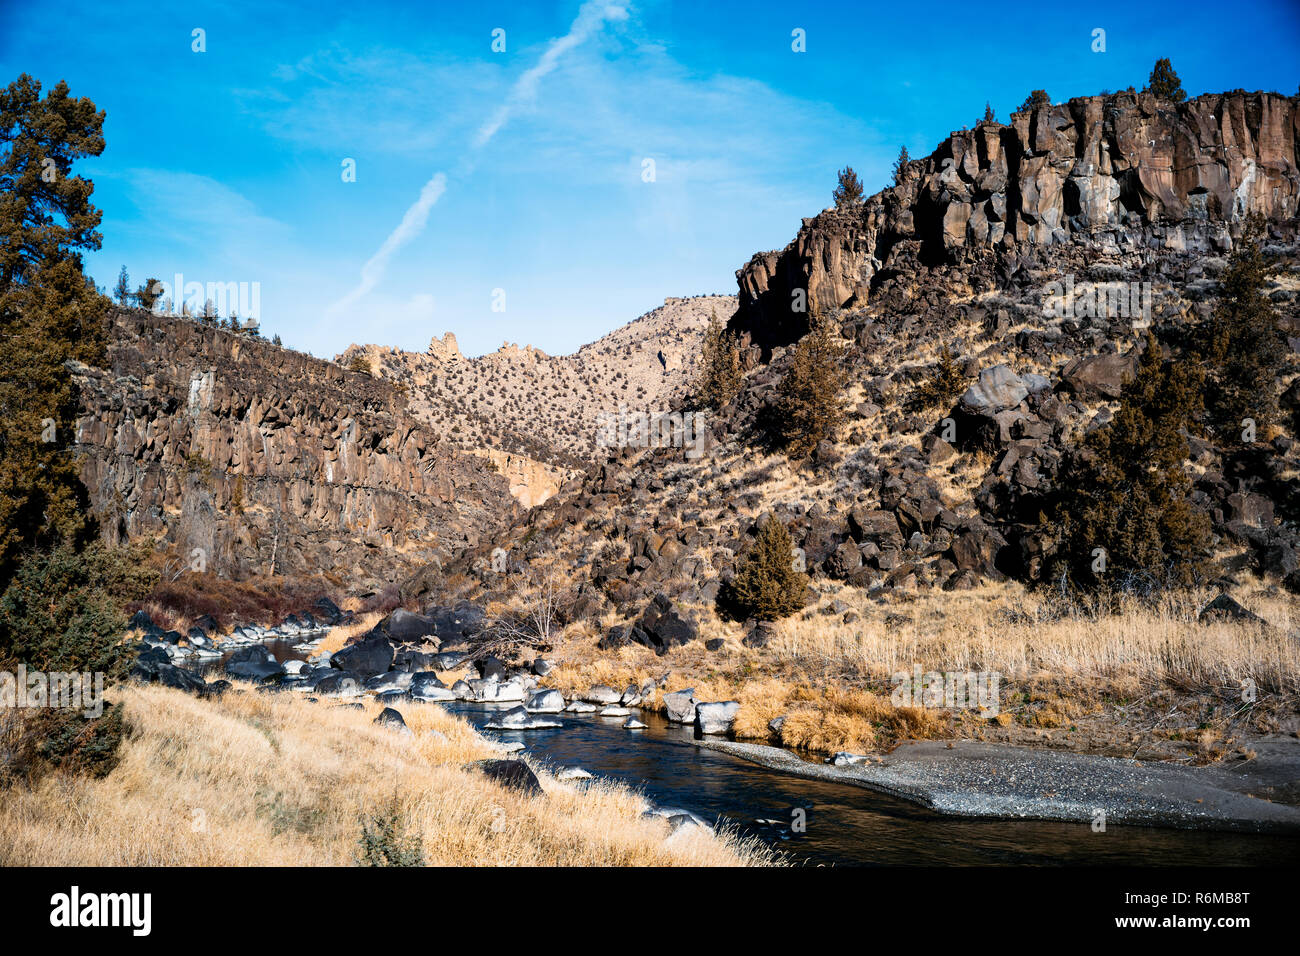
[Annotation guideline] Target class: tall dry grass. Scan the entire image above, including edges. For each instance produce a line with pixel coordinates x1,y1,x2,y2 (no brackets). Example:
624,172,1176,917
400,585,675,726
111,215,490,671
541,579,1300,757
0,684,777,867
770,582,1299,694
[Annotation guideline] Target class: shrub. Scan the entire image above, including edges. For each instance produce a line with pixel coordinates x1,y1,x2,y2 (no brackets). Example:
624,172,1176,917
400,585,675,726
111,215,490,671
1146,58,1186,102
911,346,968,410
694,310,743,409
1198,214,1285,446
1044,332,1212,590
0,541,155,678
1018,89,1051,112
774,314,847,459
357,799,425,866
719,516,808,621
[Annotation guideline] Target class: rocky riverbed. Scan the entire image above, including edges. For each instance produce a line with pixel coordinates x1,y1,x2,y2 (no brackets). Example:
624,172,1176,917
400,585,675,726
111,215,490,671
122,600,1300,860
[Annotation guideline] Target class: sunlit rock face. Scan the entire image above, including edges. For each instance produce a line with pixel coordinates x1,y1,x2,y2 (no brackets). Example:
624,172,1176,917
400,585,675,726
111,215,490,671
734,90,1300,348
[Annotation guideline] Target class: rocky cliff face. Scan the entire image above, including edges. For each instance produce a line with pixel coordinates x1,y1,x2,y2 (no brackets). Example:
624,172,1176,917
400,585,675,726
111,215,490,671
735,90,1300,347
73,309,516,589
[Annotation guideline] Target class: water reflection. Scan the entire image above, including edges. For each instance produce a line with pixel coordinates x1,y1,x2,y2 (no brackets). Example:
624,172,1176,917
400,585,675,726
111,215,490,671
446,702,1300,867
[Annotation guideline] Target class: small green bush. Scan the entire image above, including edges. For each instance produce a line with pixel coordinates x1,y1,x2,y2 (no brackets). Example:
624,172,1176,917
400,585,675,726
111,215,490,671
357,799,426,867
719,516,809,621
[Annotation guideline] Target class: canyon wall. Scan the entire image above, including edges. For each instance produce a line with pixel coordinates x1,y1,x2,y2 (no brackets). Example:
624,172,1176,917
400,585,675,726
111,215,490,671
73,309,516,590
735,90,1300,346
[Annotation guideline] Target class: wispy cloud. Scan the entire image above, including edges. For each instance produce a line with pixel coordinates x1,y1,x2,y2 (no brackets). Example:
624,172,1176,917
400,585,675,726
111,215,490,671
329,173,446,315
119,169,290,261
473,2,629,149
328,1,631,317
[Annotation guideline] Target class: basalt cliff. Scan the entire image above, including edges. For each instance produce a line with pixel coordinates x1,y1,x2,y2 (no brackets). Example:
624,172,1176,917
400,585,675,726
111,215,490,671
735,90,1299,348
73,308,516,590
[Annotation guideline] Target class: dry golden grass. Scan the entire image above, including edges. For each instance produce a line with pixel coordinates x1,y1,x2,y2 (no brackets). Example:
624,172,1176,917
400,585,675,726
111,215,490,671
538,578,1300,758
769,581,1299,694
0,683,777,867
311,611,383,656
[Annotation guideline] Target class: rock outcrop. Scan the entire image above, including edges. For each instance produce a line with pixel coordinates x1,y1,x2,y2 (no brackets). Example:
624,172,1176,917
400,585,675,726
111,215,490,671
74,308,516,587
735,90,1300,347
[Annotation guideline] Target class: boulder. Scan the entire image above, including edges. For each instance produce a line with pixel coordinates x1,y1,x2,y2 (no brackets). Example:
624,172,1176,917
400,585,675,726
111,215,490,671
373,707,412,735
313,672,362,697
663,688,697,724
224,645,285,682
623,594,698,656
583,685,622,705
960,365,1027,413
525,689,565,713
130,659,207,694
364,671,413,693
694,701,740,735
485,705,562,730
470,759,543,797
1197,593,1267,626
379,608,438,643
1059,350,1137,402
330,633,394,678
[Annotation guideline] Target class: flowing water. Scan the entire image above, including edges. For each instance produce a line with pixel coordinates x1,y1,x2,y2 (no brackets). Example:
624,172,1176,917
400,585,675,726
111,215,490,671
192,640,1299,865
446,702,1300,867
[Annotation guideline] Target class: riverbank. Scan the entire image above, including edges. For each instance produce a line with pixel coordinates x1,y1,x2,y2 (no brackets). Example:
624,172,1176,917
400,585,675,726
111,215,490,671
540,579,1300,765
0,684,776,866
695,737,1300,833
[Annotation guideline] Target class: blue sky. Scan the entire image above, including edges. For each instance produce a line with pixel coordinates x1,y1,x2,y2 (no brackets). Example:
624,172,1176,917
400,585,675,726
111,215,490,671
2,0,1297,358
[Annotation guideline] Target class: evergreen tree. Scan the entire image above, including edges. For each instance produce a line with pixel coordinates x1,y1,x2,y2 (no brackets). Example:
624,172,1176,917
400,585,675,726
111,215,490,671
775,312,847,459
1019,89,1051,112
694,309,743,409
349,354,372,375
0,74,108,587
1046,332,1211,590
1200,214,1284,446
892,146,911,185
833,165,864,206
912,345,969,410
136,277,161,311
1146,58,1186,102
113,264,131,306
982,102,996,123
719,515,808,621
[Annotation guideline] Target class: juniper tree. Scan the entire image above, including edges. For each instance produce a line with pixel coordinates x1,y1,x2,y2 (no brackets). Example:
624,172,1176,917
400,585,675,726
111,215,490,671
775,312,847,459
892,146,910,185
982,102,996,123
136,277,161,311
1146,58,1186,102
833,165,864,206
912,345,969,410
1199,214,1285,446
1019,89,1051,112
113,264,131,306
1046,331,1211,590
0,74,107,587
694,309,743,409
720,515,808,621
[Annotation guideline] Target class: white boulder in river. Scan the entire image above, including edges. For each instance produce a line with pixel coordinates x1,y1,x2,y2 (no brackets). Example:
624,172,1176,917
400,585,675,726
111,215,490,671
565,700,597,713
623,716,647,730
525,689,565,713
485,706,562,730
694,701,740,735
583,685,621,705
662,688,697,724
